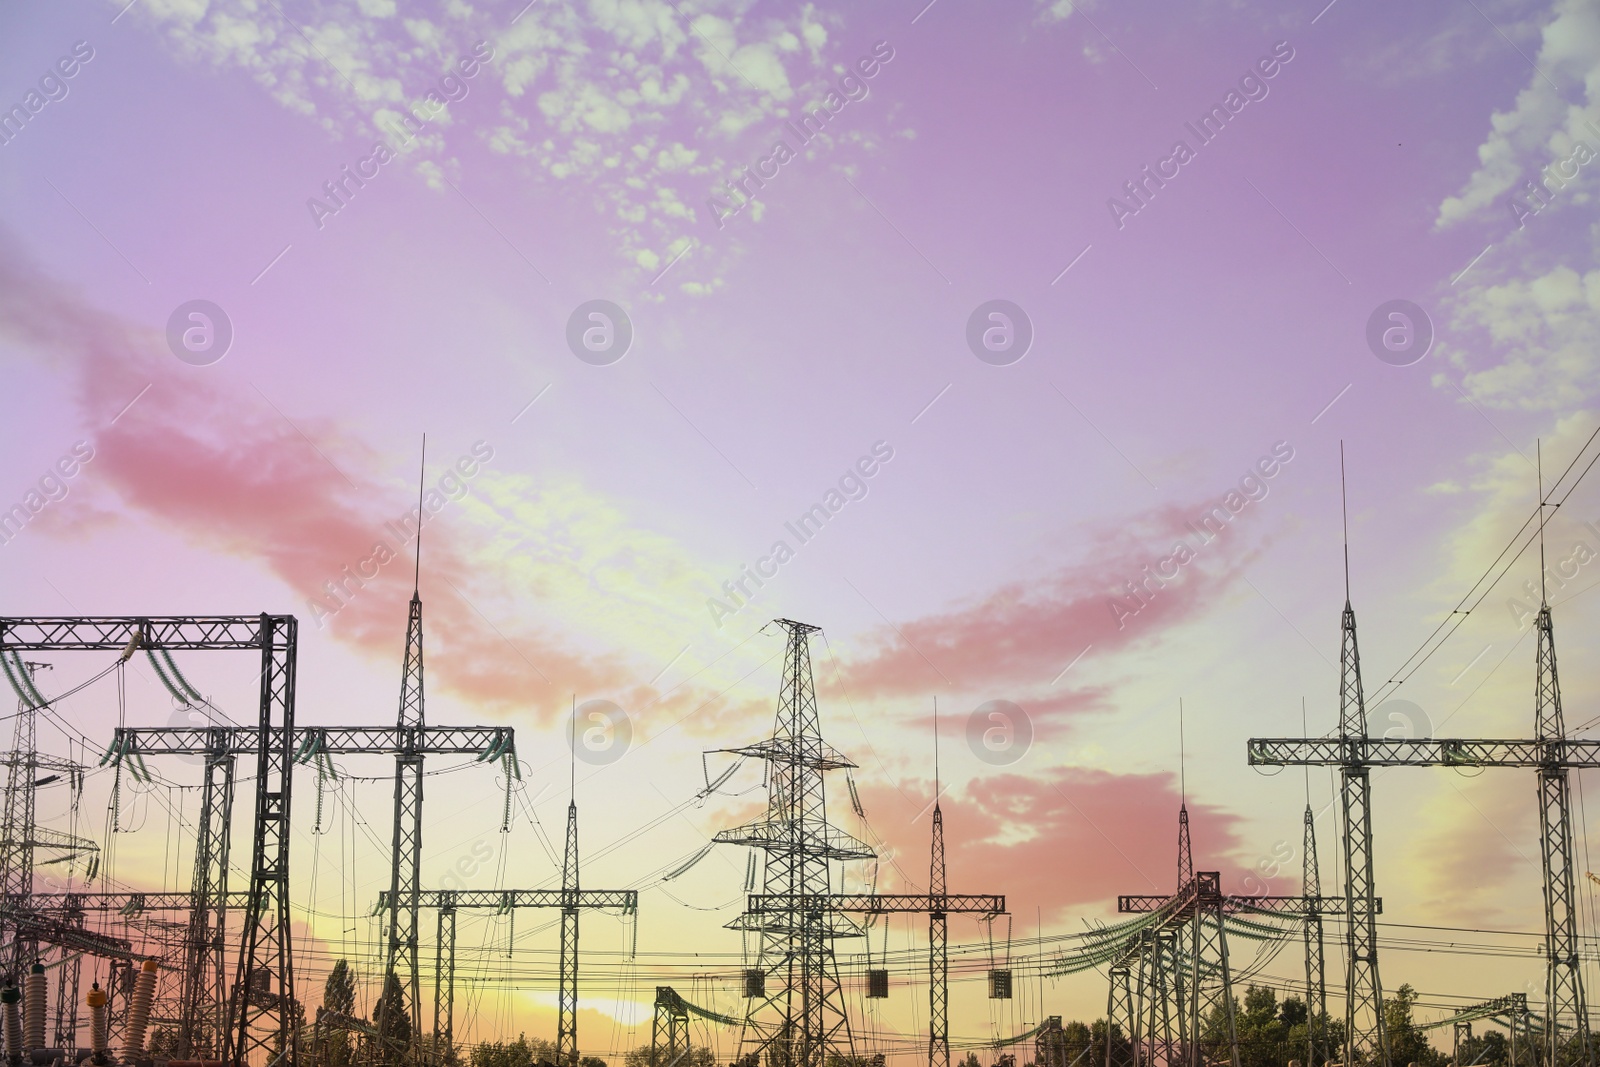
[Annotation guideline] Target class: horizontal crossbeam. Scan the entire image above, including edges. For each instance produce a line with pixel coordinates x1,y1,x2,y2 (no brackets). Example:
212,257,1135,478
746,893,1005,915
20,891,253,913
0,616,287,651
0,905,136,960
1117,893,1380,915
376,889,637,912
1248,737,1600,768
108,725,513,758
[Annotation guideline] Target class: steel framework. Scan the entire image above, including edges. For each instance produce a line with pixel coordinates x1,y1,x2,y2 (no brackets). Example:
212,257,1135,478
715,620,872,1067
0,614,298,1065
1249,601,1595,1067
375,858,639,1063
106,718,511,1061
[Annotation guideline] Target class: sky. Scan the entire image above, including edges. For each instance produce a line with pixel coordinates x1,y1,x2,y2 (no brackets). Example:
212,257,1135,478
2,0,1600,1060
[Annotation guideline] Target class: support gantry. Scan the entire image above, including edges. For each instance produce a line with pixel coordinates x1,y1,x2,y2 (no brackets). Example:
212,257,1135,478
374,879,639,1065
1249,598,1597,1067
0,614,300,1062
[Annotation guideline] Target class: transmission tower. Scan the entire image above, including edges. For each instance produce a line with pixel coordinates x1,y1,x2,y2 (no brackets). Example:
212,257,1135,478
1302,800,1326,1067
1535,600,1590,1066
929,800,947,1067
716,620,871,1067
382,583,426,1062
1250,459,1598,1067
384,448,429,1064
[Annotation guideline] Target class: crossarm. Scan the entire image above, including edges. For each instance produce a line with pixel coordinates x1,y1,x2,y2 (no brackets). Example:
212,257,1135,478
376,889,637,911
0,616,284,650
108,725,515,758
1247,737,1600,768
747,893,1005,914
1117,893,1380,915
24,891,254,913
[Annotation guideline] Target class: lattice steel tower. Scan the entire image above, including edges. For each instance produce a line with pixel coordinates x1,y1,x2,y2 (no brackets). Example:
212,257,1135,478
1536,602,1590,1064
716,620,871,1067
928,799,947,1067
1302,798,1326,1067
383,450,429,1063
1337,456,1388,1067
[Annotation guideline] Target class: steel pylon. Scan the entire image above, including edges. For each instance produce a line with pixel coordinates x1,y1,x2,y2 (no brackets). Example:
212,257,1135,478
559,799,581,1067
1338,599,1388,1067
1302,802,1326,1067
716,620,869,1067
179,734,235,1057
1535,604,1592,1067
383,589,426,1063
929,801,948,1067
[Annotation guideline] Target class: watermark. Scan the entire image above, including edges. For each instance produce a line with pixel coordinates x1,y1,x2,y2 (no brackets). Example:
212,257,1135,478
166,300,234,366
966,300,1033,366
0,441,95,547
1509,139,1595,230
307,441,495,627
1238,838,1298,898
307,42,494,230
706,40,896,229
570,699,632,765
1108,441,1295,630
1369,698,1431,740
566,300,633,365
1365,300,1433,367
1506,518,1600,628
439,837,499,892
706,441,895,628
965,699,1033,766
0,41,95,148
164,704,230,766
1107,41,1295,230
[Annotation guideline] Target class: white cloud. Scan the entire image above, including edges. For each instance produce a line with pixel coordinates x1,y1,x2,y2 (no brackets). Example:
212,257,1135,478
1436,0,1600,229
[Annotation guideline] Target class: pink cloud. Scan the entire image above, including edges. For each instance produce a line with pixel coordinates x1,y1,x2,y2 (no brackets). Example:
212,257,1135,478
856,770,1250,920
0,238,626,717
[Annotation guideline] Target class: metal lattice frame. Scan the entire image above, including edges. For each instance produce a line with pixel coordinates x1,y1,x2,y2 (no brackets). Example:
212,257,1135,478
181,736,235,1057
0,615,298,1062
560,801,581,1066
112,717,513,1062
383,591,426,1061
434,906,456,1062
1187,887,1239,1067
1105,956,1136,1067
929,803,949,1067
1536,605,1591,1067
1249,603,1597,1067
1303,804,1326,1067
1338,601,1388,1067
228,612,298,1066
376,882,639,1066
716,620,870,1067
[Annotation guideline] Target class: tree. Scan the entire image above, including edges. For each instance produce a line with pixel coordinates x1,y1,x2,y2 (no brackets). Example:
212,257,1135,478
472,1033,565,1067
1382,985,1446,1067
318,960,358,1067
373,971,412,1067
624,1044,716,1067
